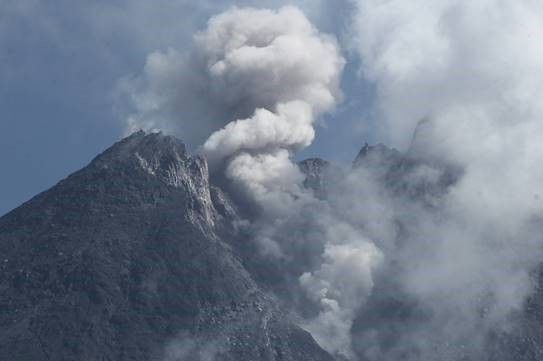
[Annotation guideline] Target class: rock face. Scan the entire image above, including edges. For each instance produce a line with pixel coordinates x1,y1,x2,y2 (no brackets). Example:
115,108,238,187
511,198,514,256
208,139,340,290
353,142,459,206
0,131,333,361
298,158,336,199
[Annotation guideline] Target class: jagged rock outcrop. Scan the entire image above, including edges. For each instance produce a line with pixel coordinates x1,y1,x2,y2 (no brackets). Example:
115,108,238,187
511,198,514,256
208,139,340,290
0,131,333,361
353,142,459,206
298,158,334,199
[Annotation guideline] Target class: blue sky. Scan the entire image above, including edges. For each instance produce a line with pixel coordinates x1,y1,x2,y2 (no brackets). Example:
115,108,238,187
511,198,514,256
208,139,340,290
0,0,377,216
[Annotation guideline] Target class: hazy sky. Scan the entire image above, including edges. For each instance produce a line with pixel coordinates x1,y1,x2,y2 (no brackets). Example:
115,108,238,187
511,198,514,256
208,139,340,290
0,0,376,216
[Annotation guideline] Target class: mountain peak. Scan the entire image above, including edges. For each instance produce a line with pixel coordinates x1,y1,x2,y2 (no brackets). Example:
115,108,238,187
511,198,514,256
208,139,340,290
44,130,218,233
92,130,187,168
89,131,215,223
353,143,402,169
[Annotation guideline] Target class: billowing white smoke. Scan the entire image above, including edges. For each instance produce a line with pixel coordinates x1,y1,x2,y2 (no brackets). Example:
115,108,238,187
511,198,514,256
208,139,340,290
195,6,342,116
203,101,314,164
124,5,343,149
348,1,543,359
196,10,381,357
300,240,382,357
198,6,344,214
125,6,376,357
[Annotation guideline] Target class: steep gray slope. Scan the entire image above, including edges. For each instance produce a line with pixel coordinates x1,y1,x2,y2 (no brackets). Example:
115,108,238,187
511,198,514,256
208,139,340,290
0,131,333,361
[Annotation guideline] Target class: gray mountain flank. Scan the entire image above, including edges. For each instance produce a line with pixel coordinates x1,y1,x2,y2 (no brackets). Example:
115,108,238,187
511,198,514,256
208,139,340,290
0,131,332,361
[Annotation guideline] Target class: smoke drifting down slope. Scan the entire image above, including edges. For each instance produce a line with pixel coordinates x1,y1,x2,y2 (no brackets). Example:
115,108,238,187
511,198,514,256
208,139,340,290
123,3,543,361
